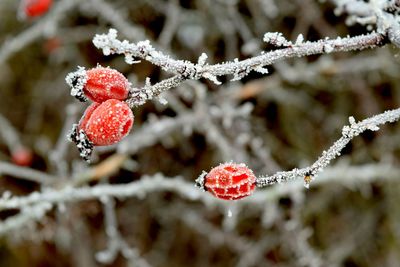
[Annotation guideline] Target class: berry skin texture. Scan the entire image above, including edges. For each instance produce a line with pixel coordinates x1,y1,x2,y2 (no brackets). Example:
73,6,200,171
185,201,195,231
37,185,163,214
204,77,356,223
19,0,53,19
202,163,256,200
68,99,134,161
66,66,130,103
84,67,130,103
80,99,134,146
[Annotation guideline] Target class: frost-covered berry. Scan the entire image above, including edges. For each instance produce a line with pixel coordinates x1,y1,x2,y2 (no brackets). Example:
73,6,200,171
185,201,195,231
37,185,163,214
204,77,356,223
196,163,256,200
68,99,134,161
19,0,53,19
66,66,130,103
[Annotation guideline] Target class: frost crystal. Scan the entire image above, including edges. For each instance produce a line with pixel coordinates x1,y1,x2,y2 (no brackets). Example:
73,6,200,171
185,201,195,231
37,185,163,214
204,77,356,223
67,124,94,162
195,171,207,191
255,66,269,74
197,53,208,66
203,73,221,85
124,54,140,64
323,44,334,53
295,34,304,45
65,66,88,102
157,96,168,105
348,116,356,125
263,32,292,47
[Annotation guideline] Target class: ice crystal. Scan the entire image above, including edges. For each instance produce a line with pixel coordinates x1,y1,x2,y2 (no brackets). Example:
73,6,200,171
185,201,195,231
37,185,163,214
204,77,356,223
65,66,88,102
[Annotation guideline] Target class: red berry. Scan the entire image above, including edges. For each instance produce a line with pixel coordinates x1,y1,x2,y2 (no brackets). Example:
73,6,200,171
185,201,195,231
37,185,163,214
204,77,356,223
78,102,101,133
11,147,33,166
81,99,133,145
68,99,134,161
66,66,130,103
85,67,130,103
19,0,53,18
198,163,256,200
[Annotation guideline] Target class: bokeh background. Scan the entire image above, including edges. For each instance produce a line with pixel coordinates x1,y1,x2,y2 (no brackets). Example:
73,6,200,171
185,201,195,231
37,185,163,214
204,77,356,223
1,0,400,266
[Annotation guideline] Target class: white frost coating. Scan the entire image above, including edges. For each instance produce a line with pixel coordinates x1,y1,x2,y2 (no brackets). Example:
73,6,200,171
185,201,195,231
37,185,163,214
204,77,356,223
65,66,88,102
91,28,386,107
157,96,168,105
197,53,208,66
295,34,304,45
263,32,292,47
255,66,269,74
324,44,334,53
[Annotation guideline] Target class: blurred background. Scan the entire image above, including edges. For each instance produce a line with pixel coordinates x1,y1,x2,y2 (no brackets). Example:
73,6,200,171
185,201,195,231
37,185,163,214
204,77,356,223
1,0,400,266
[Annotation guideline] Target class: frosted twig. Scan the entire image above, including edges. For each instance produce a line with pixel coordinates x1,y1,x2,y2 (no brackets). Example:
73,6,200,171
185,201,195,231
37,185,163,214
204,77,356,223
256,108,400,187
94,29,387,89
91,29,389,108
126,75,185,107
0,163,397,235
1,162,397,211
330,0,400,48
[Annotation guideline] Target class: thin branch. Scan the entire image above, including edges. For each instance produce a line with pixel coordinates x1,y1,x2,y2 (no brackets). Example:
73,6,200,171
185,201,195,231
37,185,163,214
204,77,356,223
256,108,400,187
0,174,207,211
0,161,57,184
0,162,397,235
96,29,385,78
92,29,387,107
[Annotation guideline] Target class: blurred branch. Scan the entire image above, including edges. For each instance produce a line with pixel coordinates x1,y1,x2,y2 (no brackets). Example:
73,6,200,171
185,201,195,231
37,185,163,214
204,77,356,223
0,174,207,211
0,114,22,152
0,0,80,64
0,161,57,184
96,196,151,266
0,202,52,236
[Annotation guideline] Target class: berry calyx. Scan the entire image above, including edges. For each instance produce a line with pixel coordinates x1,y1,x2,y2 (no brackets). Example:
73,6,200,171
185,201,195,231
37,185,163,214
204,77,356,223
19,0,53,19
196,163,256,200
68,99,134,161
66,66,130,103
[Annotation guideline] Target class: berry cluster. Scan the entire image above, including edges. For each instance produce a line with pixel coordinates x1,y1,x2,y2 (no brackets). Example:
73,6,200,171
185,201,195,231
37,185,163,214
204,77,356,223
196,163,256,200
66,68,256,200
67,66,134,162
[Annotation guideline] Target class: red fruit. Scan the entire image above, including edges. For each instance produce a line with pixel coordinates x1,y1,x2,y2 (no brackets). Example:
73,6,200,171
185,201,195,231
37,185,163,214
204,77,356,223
11,147,33,166
197,163,256,200
68,99,134,161
66,66,130,103
78,102,101,133
19,0,53,18
85,67,130,103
